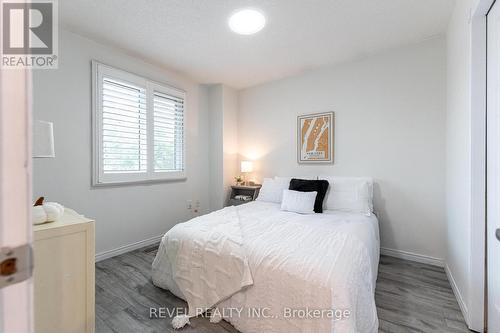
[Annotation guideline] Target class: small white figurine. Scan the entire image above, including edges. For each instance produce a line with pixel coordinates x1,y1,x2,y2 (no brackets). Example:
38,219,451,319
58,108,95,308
32,197,64,225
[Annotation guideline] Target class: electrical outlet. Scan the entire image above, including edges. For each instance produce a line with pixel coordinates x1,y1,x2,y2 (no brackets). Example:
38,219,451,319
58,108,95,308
193,200,200,215
186,200,192,210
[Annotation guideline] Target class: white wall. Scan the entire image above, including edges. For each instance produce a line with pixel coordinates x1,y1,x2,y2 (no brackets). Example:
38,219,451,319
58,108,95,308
207,84,239,210
446,0,472,324
238,38,447,261
33,30,210,256
207,85,224,210
222,86,239,203
445,0,486,330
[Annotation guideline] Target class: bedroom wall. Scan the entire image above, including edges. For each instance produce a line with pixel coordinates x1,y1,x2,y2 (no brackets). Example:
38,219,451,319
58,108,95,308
222,86,239,204
207,84,239,210
237,37,447,261
445,0,484,330
445,0,471,324
33,29,210,257
207,85,224,211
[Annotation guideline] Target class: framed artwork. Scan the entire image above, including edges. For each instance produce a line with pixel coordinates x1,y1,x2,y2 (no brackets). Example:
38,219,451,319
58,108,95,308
297,112,334,164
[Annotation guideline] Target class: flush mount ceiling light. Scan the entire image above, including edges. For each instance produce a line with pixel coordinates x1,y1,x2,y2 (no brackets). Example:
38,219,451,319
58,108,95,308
228,9,266,35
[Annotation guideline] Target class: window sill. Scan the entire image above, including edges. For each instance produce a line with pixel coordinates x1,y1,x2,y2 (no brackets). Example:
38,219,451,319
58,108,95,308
92,176,187,188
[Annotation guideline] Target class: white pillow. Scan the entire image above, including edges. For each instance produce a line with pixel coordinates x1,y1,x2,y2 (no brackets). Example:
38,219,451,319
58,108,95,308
274,176,317,183
280,189,317,214
319,177,373,216
256,178,290,203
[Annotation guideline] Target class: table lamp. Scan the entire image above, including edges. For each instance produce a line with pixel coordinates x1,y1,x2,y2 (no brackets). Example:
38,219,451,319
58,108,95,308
241,161,253,185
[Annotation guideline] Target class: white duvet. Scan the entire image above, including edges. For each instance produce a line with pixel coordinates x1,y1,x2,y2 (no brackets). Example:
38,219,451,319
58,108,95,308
152,201,380,333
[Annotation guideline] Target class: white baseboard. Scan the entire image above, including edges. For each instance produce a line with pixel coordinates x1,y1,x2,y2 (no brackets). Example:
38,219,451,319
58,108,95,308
380,247,444,267
95,234,163,262
445,264,470,327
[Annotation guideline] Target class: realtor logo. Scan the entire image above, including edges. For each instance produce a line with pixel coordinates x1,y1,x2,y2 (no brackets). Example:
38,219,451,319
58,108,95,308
1,0,58,68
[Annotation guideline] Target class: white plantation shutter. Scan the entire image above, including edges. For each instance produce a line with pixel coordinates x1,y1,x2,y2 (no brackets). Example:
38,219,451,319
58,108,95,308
102,78,148,173
93,62,186,185
153,91,184,172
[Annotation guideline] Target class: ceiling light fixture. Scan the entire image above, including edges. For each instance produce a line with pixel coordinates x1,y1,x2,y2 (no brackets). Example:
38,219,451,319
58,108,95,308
228,9,266,35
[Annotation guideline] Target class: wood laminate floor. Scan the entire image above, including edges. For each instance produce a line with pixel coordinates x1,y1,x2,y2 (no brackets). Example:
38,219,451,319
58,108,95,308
96,245,471,333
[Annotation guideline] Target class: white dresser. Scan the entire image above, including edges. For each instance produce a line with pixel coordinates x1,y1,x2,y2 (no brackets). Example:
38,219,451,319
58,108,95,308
34,208,95,333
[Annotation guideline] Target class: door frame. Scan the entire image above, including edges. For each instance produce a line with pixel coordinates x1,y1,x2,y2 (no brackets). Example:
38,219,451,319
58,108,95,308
0,65,33,332
471,0,494,331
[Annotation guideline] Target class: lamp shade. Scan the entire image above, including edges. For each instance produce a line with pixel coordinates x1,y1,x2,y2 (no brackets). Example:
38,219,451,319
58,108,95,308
33,120,55,158
241,160,253,173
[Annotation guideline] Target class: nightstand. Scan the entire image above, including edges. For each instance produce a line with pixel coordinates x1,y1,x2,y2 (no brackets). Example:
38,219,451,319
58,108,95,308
228,184,262,206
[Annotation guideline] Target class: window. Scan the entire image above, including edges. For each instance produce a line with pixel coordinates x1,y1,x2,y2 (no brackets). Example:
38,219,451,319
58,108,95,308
92,61,186,185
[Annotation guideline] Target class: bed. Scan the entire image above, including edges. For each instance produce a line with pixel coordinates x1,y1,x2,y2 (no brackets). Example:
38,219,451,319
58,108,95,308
152,194,380,332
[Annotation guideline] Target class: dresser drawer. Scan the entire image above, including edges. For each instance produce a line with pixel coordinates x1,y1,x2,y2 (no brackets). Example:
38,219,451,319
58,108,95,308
34,209,95,333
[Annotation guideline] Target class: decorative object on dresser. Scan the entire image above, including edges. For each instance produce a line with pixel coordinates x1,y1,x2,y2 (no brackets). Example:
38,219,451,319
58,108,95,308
228,184,261,206
32,197,64,225
34,208,95,333
297,112,334,164
32,121,58,225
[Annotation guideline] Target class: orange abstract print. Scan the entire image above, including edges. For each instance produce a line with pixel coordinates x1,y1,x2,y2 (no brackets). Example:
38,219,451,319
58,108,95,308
299,113,333,162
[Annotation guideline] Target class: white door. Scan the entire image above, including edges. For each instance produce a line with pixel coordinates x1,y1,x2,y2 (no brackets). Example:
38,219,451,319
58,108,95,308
488,2,500,331
0,67,33,332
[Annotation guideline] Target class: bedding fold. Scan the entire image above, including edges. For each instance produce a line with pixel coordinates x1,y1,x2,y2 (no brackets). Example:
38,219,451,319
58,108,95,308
152,206,253,325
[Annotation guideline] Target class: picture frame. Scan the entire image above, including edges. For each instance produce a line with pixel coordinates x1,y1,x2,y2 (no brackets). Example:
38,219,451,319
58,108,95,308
297,112,334,164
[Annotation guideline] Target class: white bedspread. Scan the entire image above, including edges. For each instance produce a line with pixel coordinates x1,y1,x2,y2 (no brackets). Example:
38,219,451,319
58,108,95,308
152,201,380,333
153,206,253,319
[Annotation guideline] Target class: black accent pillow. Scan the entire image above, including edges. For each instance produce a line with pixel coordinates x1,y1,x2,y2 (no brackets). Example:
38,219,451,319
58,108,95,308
289,179,329,213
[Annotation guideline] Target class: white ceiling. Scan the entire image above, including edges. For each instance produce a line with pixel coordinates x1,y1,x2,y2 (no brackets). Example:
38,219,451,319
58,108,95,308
60,0,454,89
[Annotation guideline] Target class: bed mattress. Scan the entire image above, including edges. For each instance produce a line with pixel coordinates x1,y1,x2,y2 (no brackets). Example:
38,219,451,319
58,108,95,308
152,201,380,332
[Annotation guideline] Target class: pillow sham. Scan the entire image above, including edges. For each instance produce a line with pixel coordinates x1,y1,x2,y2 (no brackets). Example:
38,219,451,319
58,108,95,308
289,178,329,213
256,178,290,203
280,189,317,214
319,176,373,216
274,175,317,183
